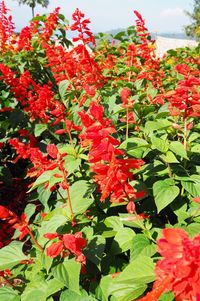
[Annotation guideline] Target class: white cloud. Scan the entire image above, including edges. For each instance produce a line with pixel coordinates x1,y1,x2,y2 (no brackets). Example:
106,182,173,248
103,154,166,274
160,7,185,17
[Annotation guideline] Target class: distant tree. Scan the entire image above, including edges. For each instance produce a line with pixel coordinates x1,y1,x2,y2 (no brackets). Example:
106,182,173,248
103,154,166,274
185,0,200,40
16,0,49,18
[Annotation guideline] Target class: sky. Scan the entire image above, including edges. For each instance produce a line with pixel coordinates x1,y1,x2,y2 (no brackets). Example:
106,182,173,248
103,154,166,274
5,0,194,33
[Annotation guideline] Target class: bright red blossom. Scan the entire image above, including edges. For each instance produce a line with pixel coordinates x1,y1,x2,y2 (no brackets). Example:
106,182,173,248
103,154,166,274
44,232,87,264
0,206,29,240
79,102,144,204
154,228,200,300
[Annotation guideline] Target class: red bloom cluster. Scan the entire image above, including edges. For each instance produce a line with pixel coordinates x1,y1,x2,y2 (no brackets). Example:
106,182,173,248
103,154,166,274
133,10,156,60
120,88,132,107
40,7,60,42
17,26,32,51
44,231,86,264
167,64,200,119
136,228,200,301
152,228,200,301
153,64,200,118
0,205,29,240
9,139,68,190
71,8,95,46
0,64,65,123
44,8,104,99
79,102,144,204
0,1,15,51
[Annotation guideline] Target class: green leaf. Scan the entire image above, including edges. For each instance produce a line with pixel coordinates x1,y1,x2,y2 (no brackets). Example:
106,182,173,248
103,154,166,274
0,287,20,301
34,124,47,137
111,228,135,254
181,178,200,197
60,289,98,301
98,256,155,301
171,200,189,223
120,138,149,159
39,214,67,240
52,259,81,293
21,280,47,301
59,80,70,100
104,216,124,231
46,278,64,297
161,151,179,163
130,234,156,260
151,136,169,153
63,155,81,174
29,168,61,192
37,185,51,210
118,213,146,229
23,268,63,299
24,203,36,220
115,255,155,283
191,144,200,153
186,223,200,238
145,120,171,134
84,235,105,266
61,180,94,217
158,292,175,301
0,241,28,270
169,141,188,159
153,179,180,213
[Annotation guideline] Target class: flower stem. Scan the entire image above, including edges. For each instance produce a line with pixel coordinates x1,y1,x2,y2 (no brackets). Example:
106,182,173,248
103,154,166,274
126,107,129,140
27,227,43,253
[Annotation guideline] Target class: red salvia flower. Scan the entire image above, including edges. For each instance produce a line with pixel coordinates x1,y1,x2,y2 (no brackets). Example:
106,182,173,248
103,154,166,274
120,87,131,106
0,1,15,51
71,8,96,46
44,232,87,264
0,206,29,240
153,228,200,300
79,102,144,204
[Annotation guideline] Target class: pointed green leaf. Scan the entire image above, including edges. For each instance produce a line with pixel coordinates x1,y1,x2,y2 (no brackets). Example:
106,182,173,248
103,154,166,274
52,259,81,293
0,241,28,270
170,141,188,159
0,287,20,301
153,179,180,213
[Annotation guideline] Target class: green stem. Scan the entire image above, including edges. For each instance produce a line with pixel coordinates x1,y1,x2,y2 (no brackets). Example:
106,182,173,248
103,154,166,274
126,107,129,140
27,227,43,253
62,169,75,222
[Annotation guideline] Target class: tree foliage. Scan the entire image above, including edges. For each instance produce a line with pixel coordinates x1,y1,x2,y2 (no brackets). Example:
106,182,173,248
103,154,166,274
16,0,49,17
185,0,200,40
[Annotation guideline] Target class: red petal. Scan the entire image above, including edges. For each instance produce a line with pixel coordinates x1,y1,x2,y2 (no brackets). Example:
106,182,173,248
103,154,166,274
0,206,11,219
44,233,59,240
47,144,58,159
46,242,63,258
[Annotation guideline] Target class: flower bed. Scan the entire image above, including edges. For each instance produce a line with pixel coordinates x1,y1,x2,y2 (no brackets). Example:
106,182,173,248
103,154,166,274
0,2,200,300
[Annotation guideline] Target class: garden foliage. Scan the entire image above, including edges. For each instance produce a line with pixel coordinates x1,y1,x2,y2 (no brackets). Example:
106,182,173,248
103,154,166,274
0,2,200,300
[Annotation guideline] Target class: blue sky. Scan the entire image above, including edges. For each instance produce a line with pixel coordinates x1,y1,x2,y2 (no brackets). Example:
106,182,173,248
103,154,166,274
6,0,193,33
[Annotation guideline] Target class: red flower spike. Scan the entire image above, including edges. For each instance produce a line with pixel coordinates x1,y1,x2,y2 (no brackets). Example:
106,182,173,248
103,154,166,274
120,87,131,105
